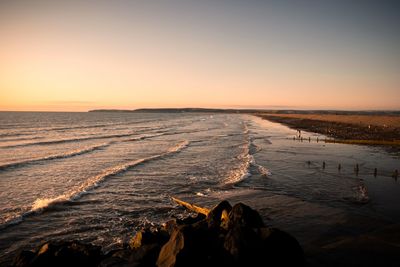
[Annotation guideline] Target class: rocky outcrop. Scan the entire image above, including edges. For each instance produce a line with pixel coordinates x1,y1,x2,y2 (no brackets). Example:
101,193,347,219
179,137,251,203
13,241,104,267
13,201,305,267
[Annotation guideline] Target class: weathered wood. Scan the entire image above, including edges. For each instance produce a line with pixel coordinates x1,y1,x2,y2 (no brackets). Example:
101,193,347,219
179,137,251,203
171,197,231,223
171,197,210,215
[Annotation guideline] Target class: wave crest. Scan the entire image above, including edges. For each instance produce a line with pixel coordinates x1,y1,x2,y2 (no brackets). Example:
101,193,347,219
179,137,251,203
29,140,190,212
223,122,271,185
1,132,137,149
0,142,111,171
223,124,252,185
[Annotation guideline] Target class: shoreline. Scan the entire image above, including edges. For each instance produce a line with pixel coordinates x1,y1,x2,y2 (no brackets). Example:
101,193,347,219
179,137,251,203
256,113,400,149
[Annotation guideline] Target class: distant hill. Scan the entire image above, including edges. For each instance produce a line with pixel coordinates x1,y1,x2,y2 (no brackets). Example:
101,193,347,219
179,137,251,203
88,109,134,113
89,108,251,113
88,108,400,116
261,110,400,116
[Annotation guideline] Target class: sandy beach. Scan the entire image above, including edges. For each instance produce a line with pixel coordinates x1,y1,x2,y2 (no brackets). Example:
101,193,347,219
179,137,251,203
257,113,400,148
258,113,400,128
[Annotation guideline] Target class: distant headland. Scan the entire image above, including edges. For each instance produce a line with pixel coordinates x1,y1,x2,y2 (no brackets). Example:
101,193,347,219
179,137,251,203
89,108,242,113
88,108,400,115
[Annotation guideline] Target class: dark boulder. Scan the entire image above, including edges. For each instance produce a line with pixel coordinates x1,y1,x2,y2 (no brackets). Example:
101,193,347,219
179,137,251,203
130,228,170,250
224,224,263,265
100,244,160,267
228,203,265,229
13,241,103,267
156,226,185,267
206,200,232,229
12,250,35,267
261,228,305,266
158,201,304,267
223,203,304,266
157,222,231,267
176,213,206,226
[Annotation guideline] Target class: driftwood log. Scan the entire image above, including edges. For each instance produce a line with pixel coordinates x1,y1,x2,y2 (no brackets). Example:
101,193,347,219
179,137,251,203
171,197,210,216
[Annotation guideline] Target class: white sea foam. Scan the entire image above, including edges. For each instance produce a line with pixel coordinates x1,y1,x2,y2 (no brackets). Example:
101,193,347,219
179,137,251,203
243,123,250,135
167,140,189,153
355,184,369,203
1,131,138,149
0,142,111,171
223,122,271,185
223,124,252,185
0,132,176,171
30,140,190,212
256,164,272,176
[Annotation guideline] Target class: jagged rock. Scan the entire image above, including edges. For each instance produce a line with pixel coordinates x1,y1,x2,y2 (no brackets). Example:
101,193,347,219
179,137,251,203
161,219,178,235
261,228,305,266
157,222,230,267
13,241,103,267
158,201,304,267
175,213,206,226
206,200,232,229
224,226,305,266
223,204,304,266
129,228,169,250
100,244,161,267
156,226,185,267
12,250,35,267
98,252,131,267
224,224,263,265
99,257,131,267
228,203,265,229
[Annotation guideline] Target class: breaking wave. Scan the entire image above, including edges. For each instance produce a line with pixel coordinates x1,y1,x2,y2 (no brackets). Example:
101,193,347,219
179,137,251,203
0,132,141,149
256,164,272,177
0,132,181,172
0,142,112,171
222,123,271,185
0,140,190,228
30,140,189,212
223,123,253,185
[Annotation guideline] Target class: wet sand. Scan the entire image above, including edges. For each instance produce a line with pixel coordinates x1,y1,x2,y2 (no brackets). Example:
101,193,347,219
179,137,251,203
258,114,400,128
250,113,400,265
187,189,400,267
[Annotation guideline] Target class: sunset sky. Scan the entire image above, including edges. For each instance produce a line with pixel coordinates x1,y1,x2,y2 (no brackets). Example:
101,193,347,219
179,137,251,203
1,0,399,111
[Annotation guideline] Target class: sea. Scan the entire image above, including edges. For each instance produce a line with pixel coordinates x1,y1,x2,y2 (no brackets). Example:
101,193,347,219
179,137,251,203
0,111,399,264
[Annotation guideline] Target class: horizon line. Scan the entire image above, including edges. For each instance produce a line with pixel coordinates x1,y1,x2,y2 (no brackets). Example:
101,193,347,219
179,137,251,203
1,107,400,113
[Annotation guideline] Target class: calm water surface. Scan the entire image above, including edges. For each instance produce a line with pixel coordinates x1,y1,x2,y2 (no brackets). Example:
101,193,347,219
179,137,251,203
0,112,399,263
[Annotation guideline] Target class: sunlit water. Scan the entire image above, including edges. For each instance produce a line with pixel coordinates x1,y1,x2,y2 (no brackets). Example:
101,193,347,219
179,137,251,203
0,112,399,264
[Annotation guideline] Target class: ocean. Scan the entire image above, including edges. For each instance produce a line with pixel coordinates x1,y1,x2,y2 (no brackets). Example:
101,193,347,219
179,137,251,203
0,112,399,264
